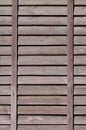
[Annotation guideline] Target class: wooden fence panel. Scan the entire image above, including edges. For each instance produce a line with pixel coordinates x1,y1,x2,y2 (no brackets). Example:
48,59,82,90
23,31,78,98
0,0,86,130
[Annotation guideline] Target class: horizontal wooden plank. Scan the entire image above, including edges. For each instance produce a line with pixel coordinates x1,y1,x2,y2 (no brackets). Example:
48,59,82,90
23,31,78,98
18,36,67,45
74,96,86,105
0,126,10,130
75,116,86,124
74,17,86,25
18,106,86,115
2,55,83,65
18,116,67,124
74,27,86,35
1,26,86,35
2,0,86,5
18,26,67,35
18,17,67,25
18,66,67,75
18,115,86,125
1,85,86,96
0,0,12,5
18,76,67,84
74,36,86,45
75,0,86,5
0,7,11,15
0,17,11,25
74,77,86,84
74,46,86,55
18,96,67,105
0,47,11,55
16,96,86,105
18,125,86,130
0,67,11,75
74,7,86,15
74,85,86,95
18,7,86,16
0,27,11,35
0,106,10,114
0,76,11,84
0,85,11,95
19,17,86,26
74,66,86,75
1,16,86,26
0,96,10,104
18,56,67,65
18,46,67,55
19,0,67,5
19,7,67,15
75,126,86,130
18,85,67,95
0,56,11,65
18,125,67,130
74,106,86,115
18,106,67,115
0,115,10,124
0,36,11,46
74,56,86,65
0,7,86,16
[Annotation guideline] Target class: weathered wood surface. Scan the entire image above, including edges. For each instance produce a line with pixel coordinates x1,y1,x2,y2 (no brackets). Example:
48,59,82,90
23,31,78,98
1,16,86,26
18,76,67,84
18,56,67,65
1,115,86,125
18,125,67,130
0,0,86,129
18,96,67,105
1,0,86,5
1,6,86,16
18,116,67,124
1,26,86,35
1,105,86,115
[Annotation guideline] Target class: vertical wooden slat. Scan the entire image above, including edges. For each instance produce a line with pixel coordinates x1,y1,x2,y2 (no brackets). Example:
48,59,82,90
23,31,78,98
11,0,18,130
67,0,74,130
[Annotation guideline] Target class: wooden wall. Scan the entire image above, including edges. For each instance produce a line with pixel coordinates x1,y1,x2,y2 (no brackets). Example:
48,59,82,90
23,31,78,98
0,0,86,130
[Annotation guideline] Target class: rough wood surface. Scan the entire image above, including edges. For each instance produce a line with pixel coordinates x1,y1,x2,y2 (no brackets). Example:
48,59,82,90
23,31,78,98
0,0,86,129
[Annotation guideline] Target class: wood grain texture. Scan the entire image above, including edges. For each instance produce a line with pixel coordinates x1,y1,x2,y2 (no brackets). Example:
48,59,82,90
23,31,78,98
18,106,67,115
0,7,11,15
11,1,18,130
18,125,67,130
67,0,74,130
19,0,67,5
0,0,12,5
18,66,67,75
0,116,10,124
18,46,67,55
18,17,67,25
0,56,11,65
18,56,67,65
18,116,67,124
18,85,67,95
1,0,86,129
19,7,67,15
74,85,86,95
0,36,11,45
0,126,10,130
0,76,11,84
18,36,67,45
18,26,67,35
0,67,11,75
0,96,10,104
0,106,10,114
0,85,11,95
18,96,67,105
18,76,67,84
